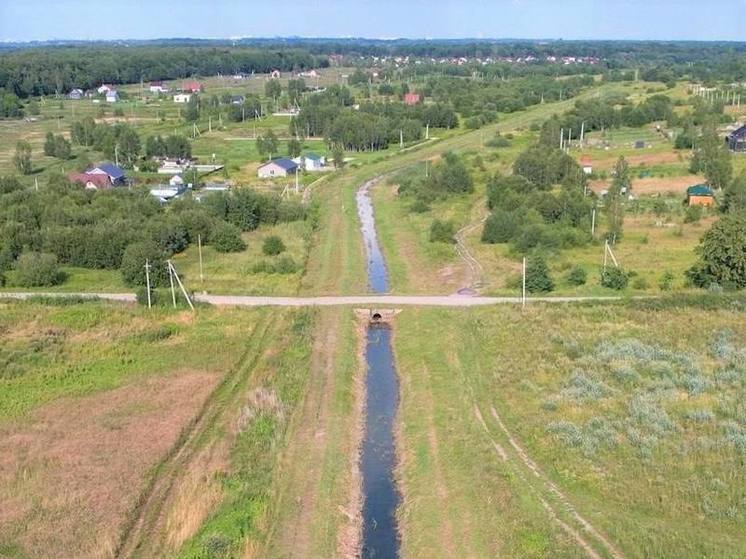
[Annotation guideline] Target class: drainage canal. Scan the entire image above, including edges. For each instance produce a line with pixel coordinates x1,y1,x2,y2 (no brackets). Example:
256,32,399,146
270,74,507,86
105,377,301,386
357,178,400,558
362,323,400,558
357,178,389,294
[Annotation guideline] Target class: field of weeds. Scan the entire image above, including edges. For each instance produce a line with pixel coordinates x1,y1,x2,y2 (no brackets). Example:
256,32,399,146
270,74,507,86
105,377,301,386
394,297,746,558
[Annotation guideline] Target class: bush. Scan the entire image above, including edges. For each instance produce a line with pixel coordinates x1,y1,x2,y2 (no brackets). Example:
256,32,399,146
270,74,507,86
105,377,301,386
429,219,456,243
251,255,298,274
600,266,629,290
14,252,63,287
135,286,158,306
408,199,430,213
659,271,675,291
690,213,746,289
120,241,169,287
482,210,519,244
684,204,703,224
525,256,554,293
565,265,587,286
211,222,246,253
262,235,286,256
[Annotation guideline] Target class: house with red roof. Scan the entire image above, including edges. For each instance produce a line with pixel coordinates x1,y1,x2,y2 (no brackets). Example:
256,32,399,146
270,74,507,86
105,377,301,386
182,81,203,93
68,172,114,190
404,93,421,106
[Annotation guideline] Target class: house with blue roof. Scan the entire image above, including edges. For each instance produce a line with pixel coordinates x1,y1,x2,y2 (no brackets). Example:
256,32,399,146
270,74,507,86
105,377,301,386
257,158,298,178
88,162,126,186
301,152,326,171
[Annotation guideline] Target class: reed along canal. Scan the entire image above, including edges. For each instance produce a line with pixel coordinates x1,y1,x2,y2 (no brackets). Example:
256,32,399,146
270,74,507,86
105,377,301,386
357,177,401,558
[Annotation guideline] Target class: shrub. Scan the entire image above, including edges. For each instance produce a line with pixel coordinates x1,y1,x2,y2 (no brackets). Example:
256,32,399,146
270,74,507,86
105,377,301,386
600,266,629,290
408,199,430,213
429,219,456,243
135,286,159,307
684,204,703,223
251,256,298,275
659,271,675,291
120,241,169,287
14,252,63,287
690,213,746,289
481,210,519,244
565,265,587,286
525,255,554,293
211,222,246,253
262,235,286,256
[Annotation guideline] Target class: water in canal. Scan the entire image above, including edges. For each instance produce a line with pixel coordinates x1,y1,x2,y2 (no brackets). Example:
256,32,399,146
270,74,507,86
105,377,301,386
357,178,390,294
357,178,400,558
361,324,400,558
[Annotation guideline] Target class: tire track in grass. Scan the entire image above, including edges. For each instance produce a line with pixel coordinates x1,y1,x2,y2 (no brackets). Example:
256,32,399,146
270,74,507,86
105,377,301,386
476,403,626,559
116,313,277,559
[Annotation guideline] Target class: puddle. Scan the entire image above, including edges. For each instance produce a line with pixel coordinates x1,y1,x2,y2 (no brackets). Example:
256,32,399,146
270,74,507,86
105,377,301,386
361,323,401,558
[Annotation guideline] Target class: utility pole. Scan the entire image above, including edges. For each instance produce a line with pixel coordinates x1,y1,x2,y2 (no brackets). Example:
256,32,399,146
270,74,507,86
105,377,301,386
400,129,403,148
522,257,527,309
591,207,596,237
168,262,177,308
167,260,195,311
34,177,39,192
560,128,564,149
425,123,429,140
198,235,204,283
144,260,152,309
295,166,299,194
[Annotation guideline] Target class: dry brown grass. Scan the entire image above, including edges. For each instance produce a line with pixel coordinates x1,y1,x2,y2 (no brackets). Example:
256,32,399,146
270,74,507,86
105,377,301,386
589,175,706,195
0,371,219,559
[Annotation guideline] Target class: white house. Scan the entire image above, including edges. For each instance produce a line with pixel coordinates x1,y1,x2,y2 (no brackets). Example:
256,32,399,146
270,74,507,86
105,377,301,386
106,90,120,103
169,175,185,187
173,93,192,103
68,88,84,100
97,84,113,94
149,81,169,94
302,153,326,171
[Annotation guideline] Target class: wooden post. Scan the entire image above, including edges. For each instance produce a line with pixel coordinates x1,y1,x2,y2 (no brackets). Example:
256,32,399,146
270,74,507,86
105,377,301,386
198,234,204,283
522,257,527,308
168,262,177,308
144,260,152,309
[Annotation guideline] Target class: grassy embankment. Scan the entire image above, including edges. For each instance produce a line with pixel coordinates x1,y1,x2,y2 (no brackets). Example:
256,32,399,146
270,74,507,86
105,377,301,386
394,297,746,558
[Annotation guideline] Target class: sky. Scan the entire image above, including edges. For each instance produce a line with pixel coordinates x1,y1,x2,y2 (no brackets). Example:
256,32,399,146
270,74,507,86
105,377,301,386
1,0,745,42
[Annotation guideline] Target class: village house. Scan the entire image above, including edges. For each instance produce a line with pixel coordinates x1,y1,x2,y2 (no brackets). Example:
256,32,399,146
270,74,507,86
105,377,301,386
404,92,421,106
68,88,84,100
87,162,126,185
173,93,192,103
686,184,716,207
270,69,281,79
257,158,298,178
97,84,113,94
149,81,169,94
299,153,326,171
579,154,593,175
105,90,120,103
726,124,746,152
67,172,113,190
182,81,203,93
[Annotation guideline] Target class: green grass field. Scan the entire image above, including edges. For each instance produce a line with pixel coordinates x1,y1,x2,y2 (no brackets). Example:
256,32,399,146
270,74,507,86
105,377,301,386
394,299,746,558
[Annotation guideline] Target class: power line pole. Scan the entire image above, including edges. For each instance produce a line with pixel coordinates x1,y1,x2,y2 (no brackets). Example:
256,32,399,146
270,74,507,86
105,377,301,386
168,261,177,308
144,259,152,309
167,260,195,311
522,257,527,308
198,234,204,283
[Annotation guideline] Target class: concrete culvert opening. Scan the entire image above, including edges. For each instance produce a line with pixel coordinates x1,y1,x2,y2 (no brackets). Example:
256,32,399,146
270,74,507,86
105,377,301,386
371,312,383,322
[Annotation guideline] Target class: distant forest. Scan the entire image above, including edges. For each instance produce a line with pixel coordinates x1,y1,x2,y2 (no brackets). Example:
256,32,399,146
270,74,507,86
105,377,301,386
0,46,326,97
1,39,746,98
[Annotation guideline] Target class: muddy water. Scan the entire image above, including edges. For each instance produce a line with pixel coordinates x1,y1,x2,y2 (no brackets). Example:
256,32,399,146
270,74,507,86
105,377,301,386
361,324,401,558
357,178,390,294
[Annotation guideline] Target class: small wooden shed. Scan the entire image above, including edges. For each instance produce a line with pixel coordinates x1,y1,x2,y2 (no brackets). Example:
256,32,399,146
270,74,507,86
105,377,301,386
686,184,715,207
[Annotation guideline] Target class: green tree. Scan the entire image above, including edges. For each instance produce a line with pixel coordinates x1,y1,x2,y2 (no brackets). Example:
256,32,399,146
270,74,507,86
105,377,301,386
120,241,169,287
525,256,554,293
287,78,305,104
332,147,345,169
265,79,282,101
287,138,302,158
688,212,746,289
605,156,628,241
27,99,40,116
211,221,247,253
721,174,746,214
115,126,141,166
183,95,200,122
14,252,62,287
690,125,732,190
600,266,629,290
256,131,278,161
13,141,33,175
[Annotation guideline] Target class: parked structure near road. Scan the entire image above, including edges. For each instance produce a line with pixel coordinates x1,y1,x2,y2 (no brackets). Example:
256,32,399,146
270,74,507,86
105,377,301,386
257,158,298,178
725,124,746,152
686,184,716,206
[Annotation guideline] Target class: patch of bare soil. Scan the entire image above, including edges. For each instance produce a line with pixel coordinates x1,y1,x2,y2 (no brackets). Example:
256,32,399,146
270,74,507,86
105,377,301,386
0,371,219,559
589,175,705,196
